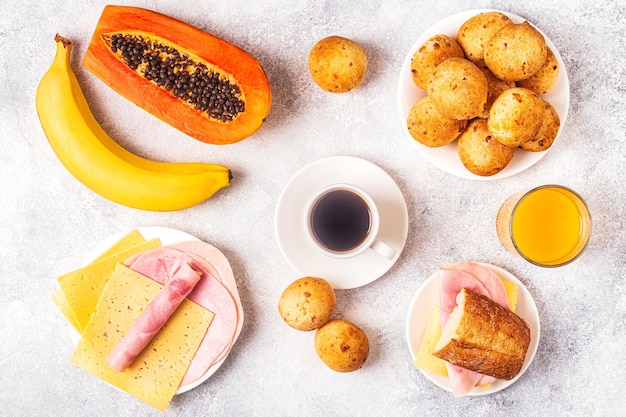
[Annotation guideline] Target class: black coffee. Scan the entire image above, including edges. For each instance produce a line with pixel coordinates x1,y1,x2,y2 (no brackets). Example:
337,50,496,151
310,190,371,252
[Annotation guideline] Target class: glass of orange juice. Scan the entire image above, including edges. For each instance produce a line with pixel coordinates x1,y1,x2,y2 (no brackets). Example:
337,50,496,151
496,185,591,267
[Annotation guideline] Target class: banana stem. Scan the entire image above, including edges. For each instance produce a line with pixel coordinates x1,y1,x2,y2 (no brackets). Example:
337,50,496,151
54,33,72,48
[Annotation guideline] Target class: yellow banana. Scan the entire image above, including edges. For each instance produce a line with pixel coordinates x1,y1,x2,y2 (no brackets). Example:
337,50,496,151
35,34,232,211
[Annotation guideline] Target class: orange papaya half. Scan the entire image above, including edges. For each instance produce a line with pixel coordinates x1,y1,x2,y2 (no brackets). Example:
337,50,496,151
83,5,272,145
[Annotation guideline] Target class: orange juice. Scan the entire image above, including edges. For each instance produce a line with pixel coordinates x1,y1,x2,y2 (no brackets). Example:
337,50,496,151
497,185,591,267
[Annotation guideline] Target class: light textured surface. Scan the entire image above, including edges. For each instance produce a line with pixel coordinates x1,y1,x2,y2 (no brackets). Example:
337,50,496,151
1,0,625,416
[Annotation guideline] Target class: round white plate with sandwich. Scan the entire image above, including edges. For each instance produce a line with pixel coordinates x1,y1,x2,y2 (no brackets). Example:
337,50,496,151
406,262,540,395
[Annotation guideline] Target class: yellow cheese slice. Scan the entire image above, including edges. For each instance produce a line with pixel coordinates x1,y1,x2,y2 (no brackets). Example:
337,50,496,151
502,279,519,313
51,289,77,330
90,229,146,263
57,238,161,333
71,264,214,412
414,278,518,377
414,299,447,376
52,229,148,331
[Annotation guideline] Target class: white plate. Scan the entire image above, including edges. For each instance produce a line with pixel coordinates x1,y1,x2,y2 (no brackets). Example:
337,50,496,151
405,262,540,395
275,156,408,290
85,226,199,263
73,226,229,395
397,9,570,180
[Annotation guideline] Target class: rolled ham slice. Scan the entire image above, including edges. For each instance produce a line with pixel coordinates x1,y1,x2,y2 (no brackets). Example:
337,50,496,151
106,258,202,372
127,246,239,386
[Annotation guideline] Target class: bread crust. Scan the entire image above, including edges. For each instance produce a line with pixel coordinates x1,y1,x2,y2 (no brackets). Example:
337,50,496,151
458,118,515,176
308,36,367,93
410,34,465,90
434,288,530,380
278,277,336,331
475,61,516,119
315,319,369,372
487,87,545,147
484,21,547,82
517,47,559,95
520,99,560,152
407,96,467,147
457,11,513,62
427,57,488,120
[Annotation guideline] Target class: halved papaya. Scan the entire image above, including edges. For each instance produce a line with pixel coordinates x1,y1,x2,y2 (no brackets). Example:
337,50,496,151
83,5,271,145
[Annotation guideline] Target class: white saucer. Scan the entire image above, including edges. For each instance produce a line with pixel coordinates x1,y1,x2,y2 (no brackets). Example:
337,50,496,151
275,156,408,290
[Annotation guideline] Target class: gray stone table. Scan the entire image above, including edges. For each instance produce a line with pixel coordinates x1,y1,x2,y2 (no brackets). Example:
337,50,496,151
1,0,624,416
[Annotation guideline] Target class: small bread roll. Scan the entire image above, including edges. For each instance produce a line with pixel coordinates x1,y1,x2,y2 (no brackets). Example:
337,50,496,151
484,21,547,82
476,61,516,119
315,319,369,372
427,57,488,120
457,12,513,62
458,119,516,176
520,100,560,152
278,277,336,331
407,96,467,147
517,47,559,95
488,87,546,147
410,34,465,90
308,36,367,93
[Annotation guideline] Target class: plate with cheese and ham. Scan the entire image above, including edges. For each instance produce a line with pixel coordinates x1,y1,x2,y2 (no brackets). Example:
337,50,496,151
406,262,540,396
51,227,244,411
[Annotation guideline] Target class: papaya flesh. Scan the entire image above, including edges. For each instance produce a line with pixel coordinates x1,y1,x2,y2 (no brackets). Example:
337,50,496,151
83,5,272,145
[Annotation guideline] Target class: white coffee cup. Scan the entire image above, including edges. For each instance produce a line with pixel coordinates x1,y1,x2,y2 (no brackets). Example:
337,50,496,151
304,183,396,260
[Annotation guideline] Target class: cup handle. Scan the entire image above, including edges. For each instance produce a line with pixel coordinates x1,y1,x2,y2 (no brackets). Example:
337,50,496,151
369,240,396,260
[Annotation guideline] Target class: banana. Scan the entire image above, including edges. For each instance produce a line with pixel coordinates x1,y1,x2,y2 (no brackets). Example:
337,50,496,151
36,34,232,211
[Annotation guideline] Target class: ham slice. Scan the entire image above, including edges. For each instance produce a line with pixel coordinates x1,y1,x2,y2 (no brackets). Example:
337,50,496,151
446,364,484,395
438,268,490,326
444,262,510,310
168,240,244,343
437,266,499,396
168,241,238,292
106,258,202,372
167,241,245,374
126,246,239,386
175,252,238,385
